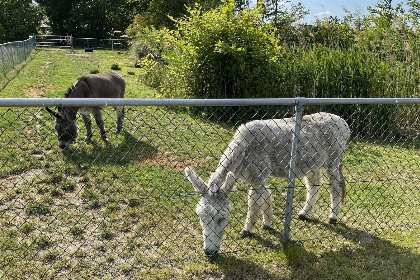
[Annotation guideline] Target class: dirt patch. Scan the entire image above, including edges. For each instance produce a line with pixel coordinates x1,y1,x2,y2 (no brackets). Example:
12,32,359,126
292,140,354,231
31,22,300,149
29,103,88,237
24,86,57,98
2,168,44,188
0,169,44,210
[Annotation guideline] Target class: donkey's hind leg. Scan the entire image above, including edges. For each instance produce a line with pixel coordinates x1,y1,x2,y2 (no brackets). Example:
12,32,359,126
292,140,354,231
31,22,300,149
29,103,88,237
327,164,344,224
114,106,124,135
298,170,322,221
240,185,269,236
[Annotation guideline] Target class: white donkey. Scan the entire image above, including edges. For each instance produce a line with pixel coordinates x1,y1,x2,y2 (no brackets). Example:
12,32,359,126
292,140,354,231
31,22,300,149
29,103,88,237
185,112,350,256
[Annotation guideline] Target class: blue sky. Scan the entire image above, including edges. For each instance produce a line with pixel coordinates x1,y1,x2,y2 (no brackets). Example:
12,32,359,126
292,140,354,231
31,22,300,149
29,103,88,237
251,1,383,22
291,0,379,21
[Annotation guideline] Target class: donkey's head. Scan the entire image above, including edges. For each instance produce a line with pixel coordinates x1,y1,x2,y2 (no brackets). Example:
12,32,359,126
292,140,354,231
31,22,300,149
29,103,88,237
46,107,78,149
185,167,235,257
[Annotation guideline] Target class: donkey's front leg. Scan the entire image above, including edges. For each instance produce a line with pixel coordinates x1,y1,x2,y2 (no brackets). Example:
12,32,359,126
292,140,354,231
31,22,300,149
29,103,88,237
240,186,267,236
92,109,107,140
298,170,322,221
81,112,92,144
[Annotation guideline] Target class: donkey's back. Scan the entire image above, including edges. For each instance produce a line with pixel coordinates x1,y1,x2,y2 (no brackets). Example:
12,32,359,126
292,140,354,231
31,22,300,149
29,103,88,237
228,112,350,179
73,71,125,98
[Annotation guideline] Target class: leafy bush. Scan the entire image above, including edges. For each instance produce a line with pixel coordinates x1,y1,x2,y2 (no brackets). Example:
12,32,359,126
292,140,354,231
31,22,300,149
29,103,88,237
127,24,166,63
111,64,121,70
159,1,286,100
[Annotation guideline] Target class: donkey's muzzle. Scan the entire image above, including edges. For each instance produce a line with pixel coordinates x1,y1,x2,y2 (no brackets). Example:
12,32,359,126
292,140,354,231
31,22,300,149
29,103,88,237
204,249,218,258
58,141,70,149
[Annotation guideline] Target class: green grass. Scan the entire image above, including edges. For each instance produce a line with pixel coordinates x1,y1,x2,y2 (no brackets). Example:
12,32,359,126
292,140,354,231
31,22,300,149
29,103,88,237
0,49,419,279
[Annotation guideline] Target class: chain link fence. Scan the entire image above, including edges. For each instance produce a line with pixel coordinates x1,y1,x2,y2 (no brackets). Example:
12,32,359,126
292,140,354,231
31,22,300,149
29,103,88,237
0,37,35,79
0,98,419,278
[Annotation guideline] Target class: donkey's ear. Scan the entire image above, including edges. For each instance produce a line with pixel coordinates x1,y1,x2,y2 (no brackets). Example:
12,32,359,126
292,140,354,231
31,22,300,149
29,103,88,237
221,172,235,194
185,167,207,194
45,107,61,119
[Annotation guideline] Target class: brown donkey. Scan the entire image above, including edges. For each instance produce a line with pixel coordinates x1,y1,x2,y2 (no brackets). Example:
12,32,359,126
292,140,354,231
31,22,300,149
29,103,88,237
46,71,125,149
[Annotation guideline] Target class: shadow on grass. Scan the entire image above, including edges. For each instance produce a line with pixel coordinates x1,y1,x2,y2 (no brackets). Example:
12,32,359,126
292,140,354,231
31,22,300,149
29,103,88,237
281,220,419,279
216,220,419,279
62,131,158,166
210,253,287,280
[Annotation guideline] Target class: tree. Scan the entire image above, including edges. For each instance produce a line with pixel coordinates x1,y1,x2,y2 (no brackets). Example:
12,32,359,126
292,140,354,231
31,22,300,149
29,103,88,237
0,0,41,43
36,0,77,36
135,0,222,28
155,0,285,99
37,0,145,37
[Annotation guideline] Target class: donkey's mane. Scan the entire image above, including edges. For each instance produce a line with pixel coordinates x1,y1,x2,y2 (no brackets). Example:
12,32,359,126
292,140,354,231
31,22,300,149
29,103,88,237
65,76,87,98
65,85,76,98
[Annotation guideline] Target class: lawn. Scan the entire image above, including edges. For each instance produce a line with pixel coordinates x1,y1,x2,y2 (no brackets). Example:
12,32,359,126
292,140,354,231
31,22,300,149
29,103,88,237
0,49,419,279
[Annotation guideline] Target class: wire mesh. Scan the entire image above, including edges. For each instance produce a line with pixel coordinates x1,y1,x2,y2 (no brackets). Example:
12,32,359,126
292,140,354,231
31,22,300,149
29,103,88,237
0,37,35,78
0,101,419,278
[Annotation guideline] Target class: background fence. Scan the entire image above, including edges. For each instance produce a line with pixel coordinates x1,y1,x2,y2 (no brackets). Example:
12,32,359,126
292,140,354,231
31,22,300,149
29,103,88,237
0,37,35,79
34,34,129,51
72,38,129,51
35,35,73,50
0,98,419,279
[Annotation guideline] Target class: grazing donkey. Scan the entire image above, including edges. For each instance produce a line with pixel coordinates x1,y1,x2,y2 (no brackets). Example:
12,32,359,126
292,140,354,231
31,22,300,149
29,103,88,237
46,71,125,149
185,112,350,256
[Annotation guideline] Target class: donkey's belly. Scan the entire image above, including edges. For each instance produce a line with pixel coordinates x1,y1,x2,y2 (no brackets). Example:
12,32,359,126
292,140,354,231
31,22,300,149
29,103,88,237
271,152,327,178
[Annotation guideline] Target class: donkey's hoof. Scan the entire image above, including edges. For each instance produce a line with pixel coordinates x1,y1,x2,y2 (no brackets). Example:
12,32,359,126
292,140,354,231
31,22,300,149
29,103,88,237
262,225,274,231
240,229,252,238
328,218,337,225
297,214,309,221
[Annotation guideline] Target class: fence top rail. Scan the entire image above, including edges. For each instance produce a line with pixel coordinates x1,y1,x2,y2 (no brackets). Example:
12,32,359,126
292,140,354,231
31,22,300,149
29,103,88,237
0,37,34,46
0,98,419,107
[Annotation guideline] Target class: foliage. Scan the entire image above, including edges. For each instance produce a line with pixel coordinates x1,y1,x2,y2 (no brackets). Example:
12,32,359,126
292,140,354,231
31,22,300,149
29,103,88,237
0,0,41,43
127,24,165,61
111,63,121,70
129,0,419,104
139,1,286,100
36,0,145,38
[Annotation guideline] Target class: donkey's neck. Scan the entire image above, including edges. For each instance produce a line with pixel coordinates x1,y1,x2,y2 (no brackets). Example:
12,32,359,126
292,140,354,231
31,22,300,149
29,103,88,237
214,141,244,178
212,160,236,186
61,107,78,120
213,165,230,181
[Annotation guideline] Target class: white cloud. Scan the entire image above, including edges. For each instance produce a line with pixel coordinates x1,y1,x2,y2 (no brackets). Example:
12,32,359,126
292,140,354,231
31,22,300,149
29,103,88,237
314,11,332,18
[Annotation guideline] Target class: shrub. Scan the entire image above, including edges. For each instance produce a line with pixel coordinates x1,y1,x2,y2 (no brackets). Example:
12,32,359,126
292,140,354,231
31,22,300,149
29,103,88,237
159,1,286,100
128,24,166,63
111,64,121,70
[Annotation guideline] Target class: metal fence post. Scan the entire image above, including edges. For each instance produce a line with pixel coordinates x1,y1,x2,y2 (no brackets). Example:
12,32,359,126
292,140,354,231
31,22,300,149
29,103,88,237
283,97,306,243
0,45,5,77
